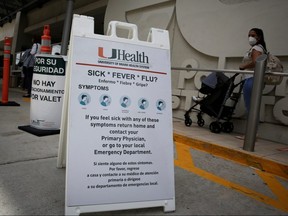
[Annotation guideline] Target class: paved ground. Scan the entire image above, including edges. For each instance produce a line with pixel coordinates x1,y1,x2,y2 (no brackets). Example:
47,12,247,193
0,86,288,215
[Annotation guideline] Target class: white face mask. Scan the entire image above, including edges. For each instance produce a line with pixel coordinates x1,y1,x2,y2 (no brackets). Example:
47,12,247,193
248,36,257,46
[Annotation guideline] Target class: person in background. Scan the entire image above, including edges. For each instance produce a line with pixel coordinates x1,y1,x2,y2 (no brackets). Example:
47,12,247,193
236,28,266,140
22,36,41,98
18,47,30,90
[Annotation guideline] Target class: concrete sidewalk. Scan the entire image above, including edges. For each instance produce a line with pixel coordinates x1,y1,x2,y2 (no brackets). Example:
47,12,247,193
0,86,287,215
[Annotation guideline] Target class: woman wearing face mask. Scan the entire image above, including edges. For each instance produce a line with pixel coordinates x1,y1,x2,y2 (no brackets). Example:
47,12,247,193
236,28,266,139
239,28,266,112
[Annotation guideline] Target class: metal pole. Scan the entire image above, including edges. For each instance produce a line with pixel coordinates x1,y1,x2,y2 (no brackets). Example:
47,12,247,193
60,0,74,55
243,54,267,152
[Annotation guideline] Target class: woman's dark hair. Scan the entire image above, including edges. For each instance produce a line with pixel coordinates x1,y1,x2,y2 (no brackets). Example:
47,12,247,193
250,28,267,50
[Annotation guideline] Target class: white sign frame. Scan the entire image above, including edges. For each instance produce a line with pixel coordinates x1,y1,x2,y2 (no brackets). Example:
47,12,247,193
60,15,175,215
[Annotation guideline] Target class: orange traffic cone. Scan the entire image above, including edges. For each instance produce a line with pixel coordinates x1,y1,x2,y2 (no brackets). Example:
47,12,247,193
41,25,52,54
0,37,19,106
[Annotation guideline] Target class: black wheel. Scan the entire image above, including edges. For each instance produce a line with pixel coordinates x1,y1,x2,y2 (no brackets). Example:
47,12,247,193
209,121,222,133
185,117,192,127
222,122,234,133
197,119,205,127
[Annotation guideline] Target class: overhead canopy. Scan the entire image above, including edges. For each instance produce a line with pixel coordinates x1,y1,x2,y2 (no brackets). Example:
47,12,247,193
0,0,50,27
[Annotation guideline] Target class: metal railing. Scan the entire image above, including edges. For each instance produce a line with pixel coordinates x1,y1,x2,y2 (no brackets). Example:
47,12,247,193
171,55,288,152
171,67,288,77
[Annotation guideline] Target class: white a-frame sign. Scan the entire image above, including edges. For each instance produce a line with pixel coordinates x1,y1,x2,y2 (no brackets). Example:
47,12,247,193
60,14,175,215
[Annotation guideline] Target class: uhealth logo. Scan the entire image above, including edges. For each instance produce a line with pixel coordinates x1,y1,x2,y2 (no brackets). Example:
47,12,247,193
98,47,149,64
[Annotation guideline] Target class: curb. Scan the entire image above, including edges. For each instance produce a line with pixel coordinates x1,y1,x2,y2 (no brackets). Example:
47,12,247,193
173,133,288,180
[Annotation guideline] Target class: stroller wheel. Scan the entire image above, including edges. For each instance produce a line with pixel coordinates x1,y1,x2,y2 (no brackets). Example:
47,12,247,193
185,117,192,127
222,122,234,133
197,119,205,127
209,121,222,133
